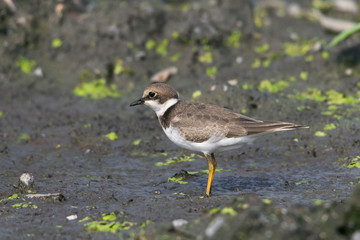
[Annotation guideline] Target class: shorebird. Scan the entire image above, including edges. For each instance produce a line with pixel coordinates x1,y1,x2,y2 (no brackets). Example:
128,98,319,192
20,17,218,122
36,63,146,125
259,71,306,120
130,83,308,196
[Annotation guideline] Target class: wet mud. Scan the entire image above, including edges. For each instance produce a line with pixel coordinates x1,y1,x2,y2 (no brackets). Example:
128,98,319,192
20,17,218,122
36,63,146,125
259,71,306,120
0,0,360,239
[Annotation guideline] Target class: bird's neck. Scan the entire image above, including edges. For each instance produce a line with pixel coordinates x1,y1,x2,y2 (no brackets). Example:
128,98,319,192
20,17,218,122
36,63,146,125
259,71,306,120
155,98,179,117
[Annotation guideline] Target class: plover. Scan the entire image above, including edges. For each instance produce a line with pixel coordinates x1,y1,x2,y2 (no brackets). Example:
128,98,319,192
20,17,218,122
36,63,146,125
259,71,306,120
130,83,308,196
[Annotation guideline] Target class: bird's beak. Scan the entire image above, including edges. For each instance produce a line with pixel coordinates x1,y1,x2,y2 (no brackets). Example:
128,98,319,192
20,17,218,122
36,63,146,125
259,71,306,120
130,98,145,106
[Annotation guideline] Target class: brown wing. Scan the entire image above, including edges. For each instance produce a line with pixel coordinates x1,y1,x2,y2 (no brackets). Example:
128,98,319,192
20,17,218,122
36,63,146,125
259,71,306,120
169,101,260,142
168,101,308,141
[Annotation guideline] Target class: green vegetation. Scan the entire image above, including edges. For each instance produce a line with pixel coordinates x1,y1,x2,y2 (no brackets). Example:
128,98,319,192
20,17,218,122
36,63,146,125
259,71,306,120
300,72,308,80
51,38,62,48
328,23,360,48
221,207,237,216
145,39,156,50
339,156,360,169
0,194,19,203
191,90,202,100
172,31,179,39
314,131,326,137
12,202,38,209
251,58,261,68
168,176,188,184
156,39,169,56
114,59,132,75
262,199,272,204
18,133,30,142
323,123,336,131
170,53,181,62
155,154,196,166
295,180,310,185
82,212,134,233
254,43,269,54
283,39,320,57
105,132,118,141
206,66,217,78
17,56,36,74
258,80,289,93
73,79,122,99
226,31,242,48
0,111,3,118
132,139,141,146
198,52,213,63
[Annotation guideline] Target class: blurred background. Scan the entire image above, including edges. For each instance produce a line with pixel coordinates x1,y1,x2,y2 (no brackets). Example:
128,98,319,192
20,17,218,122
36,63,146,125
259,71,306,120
0,0,360,239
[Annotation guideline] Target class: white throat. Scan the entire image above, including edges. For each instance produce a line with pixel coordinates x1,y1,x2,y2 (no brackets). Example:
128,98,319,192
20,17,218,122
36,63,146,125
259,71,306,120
145,98,179,117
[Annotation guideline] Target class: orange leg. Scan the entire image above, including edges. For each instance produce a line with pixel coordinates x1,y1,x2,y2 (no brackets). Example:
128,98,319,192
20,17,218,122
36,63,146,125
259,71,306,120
205,153,217,196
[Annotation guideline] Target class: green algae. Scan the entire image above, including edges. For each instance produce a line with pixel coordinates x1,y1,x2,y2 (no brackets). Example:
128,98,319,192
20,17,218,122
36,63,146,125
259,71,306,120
226,30,242,48
104,132,118,141
339,156,360,169
18,133,30,142
155,154,196,166
156,39,169,56
258,80,289,93
206,66,217,78
322,51,330,59
251,58,261,68
114,59,132,75
168,176,188,184
295,180,310,185
254,43,269,54
300,72,308,80
73,78,122,99
51,38,62,48
323,123,336,131
192,90,202,100
295,88,327,102
198,52,213,63
17,56,36,74
170,53,181,62
221,207,237,216
314,131,326,137
0,111,3,117
172,31,179,39
83,123,91,128
262,199,272,204
12,202,38,209
145,39,156,50
283,39,319,57
0,194,19,203
82,212,135,234
305,55,314,62
132,139,141,146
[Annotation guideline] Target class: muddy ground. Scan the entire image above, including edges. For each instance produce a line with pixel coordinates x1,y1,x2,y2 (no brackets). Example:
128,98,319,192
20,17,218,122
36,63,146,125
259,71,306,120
0,0,360,239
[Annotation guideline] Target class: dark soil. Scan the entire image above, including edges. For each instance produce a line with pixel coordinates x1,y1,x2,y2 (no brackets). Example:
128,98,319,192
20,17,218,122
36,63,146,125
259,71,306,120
1,0,360,239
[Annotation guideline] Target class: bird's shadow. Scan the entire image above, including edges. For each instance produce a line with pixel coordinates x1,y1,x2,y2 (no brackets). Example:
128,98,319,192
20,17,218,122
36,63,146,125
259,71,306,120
213,175,281,192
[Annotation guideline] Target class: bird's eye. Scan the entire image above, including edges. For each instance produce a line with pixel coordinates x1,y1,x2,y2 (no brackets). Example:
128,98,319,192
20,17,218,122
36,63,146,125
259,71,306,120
149,92,157,98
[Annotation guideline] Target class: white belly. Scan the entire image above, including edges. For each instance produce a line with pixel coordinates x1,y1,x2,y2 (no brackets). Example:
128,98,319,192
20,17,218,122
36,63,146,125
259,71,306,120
162,126,257,155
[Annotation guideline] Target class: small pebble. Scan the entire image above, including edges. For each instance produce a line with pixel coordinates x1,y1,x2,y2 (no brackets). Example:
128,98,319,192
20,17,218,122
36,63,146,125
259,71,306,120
153,190,161,195
210,85,216,91
352,230,360,240
172,219,188,229
345,68,353,76
66,215,78,221
235,56,243,64
227,79,238,86
223,84,228,92
33,67,43,77
19,173,34,187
